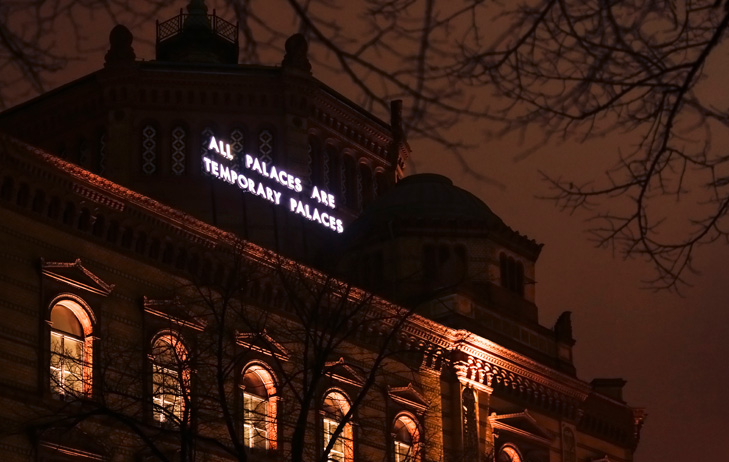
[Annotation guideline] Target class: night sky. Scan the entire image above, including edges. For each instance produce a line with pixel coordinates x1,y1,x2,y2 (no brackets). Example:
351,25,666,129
8,2,728,460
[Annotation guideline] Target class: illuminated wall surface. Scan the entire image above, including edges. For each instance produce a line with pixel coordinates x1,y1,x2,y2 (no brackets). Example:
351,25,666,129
0,4,643,462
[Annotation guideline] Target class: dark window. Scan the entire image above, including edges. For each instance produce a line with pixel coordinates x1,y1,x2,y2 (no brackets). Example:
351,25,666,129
499,253,525,296
16,183,30,207
462,388,478,457
359,163,373,210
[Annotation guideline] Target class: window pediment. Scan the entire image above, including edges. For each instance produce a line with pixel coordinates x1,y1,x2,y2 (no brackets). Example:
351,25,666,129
236,330,289,361
37,426,108,461
41,258,114,296
388,383,429,414
489,410,554,444
143,297,206,331
324,358,365,387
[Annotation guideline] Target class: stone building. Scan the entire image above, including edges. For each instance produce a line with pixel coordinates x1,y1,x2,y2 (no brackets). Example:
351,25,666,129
0,2,644,462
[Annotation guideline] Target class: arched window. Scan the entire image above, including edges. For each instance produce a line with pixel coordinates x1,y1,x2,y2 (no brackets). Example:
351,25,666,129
497,444,523,462
462,387,478,456
562,427,577,462
375,170,388,197
499,253,524,296
241,364,278,450
151,333,189,425
322,390,353,462
393,414,421,462
309,136,323,185
325,146,341,199
49,298,94,396
359,163,374,210
343,155,356,208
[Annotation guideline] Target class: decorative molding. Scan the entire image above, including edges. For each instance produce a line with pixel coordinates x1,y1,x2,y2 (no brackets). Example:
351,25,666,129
143,297,206,331
72,183,125,211
453,335,591,401
387,383,429,414
324,357,365,387
489,410,554,445
236,330,290,361
39,442,106,461
41,258,114,296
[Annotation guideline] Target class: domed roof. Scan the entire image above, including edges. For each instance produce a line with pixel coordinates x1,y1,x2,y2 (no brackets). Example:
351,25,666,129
345,173,505,243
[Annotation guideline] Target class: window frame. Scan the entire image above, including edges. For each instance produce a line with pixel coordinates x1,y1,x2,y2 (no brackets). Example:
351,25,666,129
150,332,190,426
321,389,354,462
497,444,524,462
240,363,278,451
47,296,95,398
392,413,422,462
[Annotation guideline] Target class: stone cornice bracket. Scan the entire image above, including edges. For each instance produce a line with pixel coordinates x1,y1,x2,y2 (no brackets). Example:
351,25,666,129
418,343,445,374
453,354,493,394
41,258,115,296
72,184,125,212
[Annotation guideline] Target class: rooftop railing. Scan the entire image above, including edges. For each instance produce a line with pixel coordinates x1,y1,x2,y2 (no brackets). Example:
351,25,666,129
156,9,238,45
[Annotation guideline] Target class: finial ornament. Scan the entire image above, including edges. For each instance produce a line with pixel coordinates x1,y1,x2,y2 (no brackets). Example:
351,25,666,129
282,33,312,73
104,25,136,67
187,0,208,15
184,0,211,29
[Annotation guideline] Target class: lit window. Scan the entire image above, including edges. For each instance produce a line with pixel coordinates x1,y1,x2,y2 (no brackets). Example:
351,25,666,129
49,299,93,397
242,365,278,450
393,414,421,462
322,391,353,462
497,445,523,462
151,334,189,425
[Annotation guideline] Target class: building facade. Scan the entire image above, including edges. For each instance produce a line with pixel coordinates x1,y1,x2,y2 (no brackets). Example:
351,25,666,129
0,3,644,462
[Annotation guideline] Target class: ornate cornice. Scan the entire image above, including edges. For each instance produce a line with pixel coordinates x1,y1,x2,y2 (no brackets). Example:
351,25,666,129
453,332,591,400
312,92,391,160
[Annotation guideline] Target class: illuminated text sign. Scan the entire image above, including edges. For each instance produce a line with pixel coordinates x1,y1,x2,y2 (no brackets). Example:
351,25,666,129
203,136,344,233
